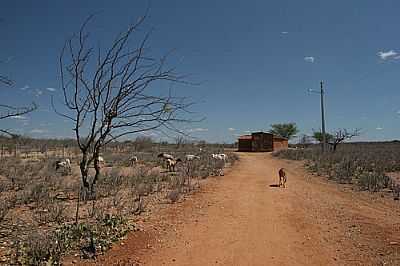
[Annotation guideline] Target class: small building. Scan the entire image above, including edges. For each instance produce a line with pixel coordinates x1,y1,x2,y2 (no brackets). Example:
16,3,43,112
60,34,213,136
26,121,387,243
238,132,288,152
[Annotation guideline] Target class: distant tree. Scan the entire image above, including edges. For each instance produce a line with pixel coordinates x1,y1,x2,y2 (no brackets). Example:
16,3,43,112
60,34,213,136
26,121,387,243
312,131,334,143
269,123,299,139
134,136,153,151
313,129,361,152
55,14,195,194
298,134,314,146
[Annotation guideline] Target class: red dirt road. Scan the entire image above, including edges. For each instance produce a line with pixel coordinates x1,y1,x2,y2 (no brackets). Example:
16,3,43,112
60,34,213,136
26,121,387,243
79,152,400,265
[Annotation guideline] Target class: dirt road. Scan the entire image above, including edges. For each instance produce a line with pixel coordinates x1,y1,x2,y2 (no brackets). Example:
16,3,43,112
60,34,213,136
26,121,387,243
83,152,400,266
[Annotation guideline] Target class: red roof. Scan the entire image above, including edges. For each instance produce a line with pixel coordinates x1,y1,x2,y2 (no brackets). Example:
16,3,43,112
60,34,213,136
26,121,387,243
238,135,252,140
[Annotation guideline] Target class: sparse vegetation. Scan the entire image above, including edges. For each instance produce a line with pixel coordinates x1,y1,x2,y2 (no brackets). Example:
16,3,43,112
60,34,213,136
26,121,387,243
274,142,400,195
0,134,238,264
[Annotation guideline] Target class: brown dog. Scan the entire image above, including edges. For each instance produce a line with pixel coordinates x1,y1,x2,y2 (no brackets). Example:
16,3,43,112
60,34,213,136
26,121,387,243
278,168,287,188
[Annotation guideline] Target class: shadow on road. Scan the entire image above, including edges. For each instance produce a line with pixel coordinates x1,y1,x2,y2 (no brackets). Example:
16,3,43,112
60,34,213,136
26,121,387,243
269,184,280,188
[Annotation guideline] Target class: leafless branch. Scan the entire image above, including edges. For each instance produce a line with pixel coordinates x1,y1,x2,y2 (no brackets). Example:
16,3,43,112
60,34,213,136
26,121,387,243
57,14,198,192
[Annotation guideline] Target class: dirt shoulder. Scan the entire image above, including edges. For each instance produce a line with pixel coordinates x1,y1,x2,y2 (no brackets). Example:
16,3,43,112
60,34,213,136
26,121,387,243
75,152,400,266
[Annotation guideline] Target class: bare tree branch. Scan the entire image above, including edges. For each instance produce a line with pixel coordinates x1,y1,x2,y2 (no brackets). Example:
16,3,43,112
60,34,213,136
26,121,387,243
57,14,199,193
0,75,13,86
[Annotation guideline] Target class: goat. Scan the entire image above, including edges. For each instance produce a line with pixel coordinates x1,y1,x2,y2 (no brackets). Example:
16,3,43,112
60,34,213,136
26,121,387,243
278,168,287,188
158,153,175,169
185,154,200,161
129,156,138,166
157,153,174,160
97,156,105,163
212,153,227,162
94,156,105,168
166,158,182,172
55,158,71,171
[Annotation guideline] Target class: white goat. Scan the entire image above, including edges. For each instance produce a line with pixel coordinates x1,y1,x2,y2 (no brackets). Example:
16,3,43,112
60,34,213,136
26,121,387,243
185,154,200,161
212,153,227,162
166,158,182,172
55,158,71,171
129,156,138,165
157,153,174,160
95,156,105,168
97,156,105,163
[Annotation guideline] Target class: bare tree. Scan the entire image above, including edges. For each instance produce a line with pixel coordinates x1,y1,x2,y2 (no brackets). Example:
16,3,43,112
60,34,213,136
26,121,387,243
55,15,195,193
0,75,13,86
328,128,361,151
0,72,37,137
314,128,361,152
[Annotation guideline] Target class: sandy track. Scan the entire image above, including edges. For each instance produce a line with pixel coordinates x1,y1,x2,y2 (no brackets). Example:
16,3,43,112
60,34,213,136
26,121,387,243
78,152,400,266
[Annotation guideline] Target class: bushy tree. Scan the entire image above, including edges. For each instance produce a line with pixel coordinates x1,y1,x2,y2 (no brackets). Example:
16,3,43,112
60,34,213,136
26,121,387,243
269,123,299,139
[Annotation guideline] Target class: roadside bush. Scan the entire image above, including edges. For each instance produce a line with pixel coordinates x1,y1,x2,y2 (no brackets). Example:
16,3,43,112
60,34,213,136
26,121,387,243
17,232,64,265
274,142,400,193
0,196,16,222
166,189,180,203
33,200,67,225
357,172,390,192
15,214,133,265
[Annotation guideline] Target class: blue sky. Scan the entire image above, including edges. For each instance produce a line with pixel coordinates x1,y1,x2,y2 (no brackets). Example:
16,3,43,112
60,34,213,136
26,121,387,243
1,0,400,143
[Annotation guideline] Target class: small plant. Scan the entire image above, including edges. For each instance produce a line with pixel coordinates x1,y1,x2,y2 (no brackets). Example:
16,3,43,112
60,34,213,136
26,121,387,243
166,189,180,203
357,172,390,192
15,232,64,265
33,200,67,225
0,197,15,222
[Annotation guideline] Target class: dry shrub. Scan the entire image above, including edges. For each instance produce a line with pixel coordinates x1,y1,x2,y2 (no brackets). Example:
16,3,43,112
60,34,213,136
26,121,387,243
14,231,64,265
0,196,16,222
33,200,67,225
25,182,51,206
166,189,180,203
357,172,391,192
274,142,399,194
15,214,133,265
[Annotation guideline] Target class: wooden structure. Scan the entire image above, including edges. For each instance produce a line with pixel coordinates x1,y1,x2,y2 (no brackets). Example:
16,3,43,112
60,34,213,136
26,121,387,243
238,132,288,152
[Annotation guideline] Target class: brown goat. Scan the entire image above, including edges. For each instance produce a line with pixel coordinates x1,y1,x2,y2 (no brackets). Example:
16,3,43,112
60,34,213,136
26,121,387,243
278,168,287,188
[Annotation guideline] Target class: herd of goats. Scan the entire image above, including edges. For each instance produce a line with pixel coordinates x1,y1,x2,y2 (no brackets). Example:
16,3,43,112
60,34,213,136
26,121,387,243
54,151,228,174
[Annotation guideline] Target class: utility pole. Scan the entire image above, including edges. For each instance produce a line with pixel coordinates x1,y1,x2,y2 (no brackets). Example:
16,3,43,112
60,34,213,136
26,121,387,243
320,81,327,152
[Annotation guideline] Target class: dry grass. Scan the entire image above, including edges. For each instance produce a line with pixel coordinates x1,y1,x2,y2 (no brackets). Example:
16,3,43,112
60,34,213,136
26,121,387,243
274,142,400,196
0,143,238,265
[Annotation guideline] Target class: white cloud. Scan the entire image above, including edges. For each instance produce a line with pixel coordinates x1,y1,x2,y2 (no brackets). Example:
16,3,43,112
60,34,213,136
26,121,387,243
228,128,235,131
30,129,48,134
244,130,251,133
187,127,208,133
281,31,289,34
11,115,27,120
376,127,383,130
377,50,397,60
45,87,56,92
304,56,315,63
35,89,43,97
139,131,158,137
20,85,30,91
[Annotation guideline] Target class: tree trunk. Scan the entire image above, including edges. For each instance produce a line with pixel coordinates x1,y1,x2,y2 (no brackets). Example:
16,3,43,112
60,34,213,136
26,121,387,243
91,149,101,193
80,152,90,189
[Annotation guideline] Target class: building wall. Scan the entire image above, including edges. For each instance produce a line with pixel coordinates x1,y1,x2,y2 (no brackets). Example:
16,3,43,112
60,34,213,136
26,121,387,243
237,132,288,152
273,138,288,151
238,139,252,152
252,132,273,152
